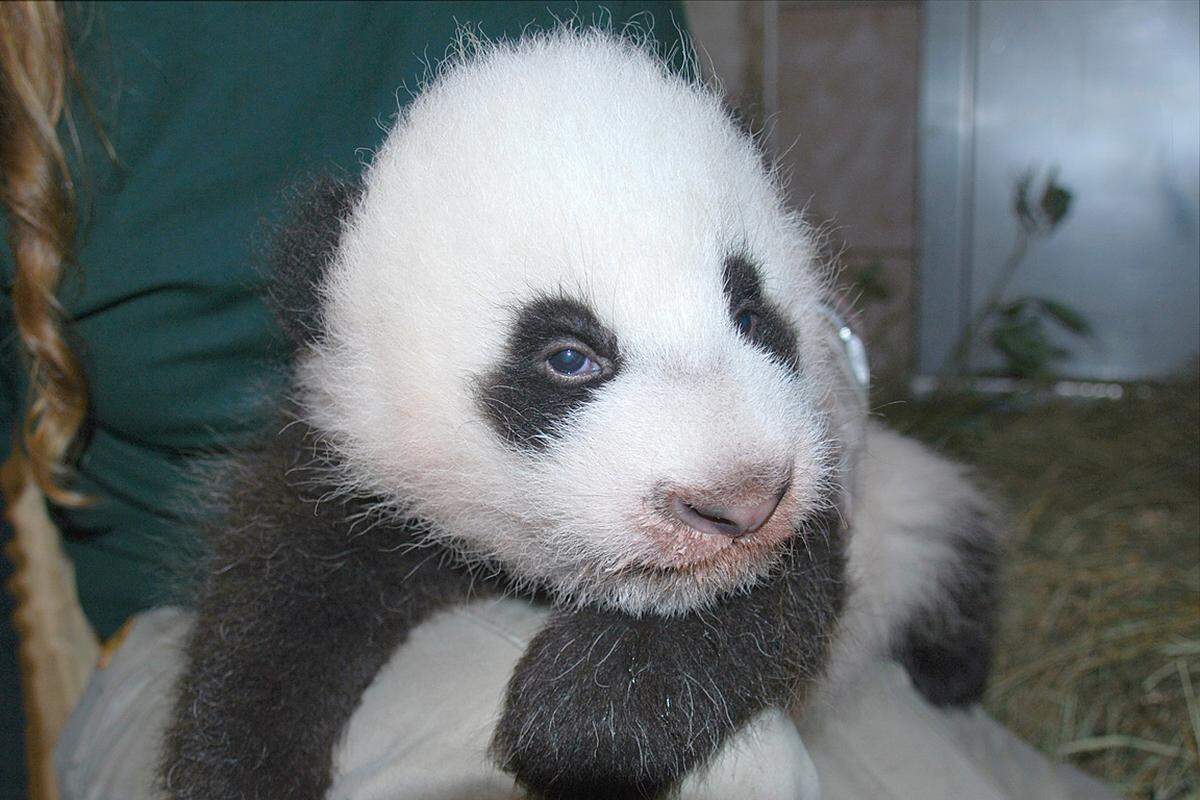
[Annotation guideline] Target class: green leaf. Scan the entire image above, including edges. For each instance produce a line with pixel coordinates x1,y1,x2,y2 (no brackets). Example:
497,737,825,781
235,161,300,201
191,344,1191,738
1011,167,1073,234
1040,175,1072,228
1013,171,1037,232
1035,297,1092,335
1000,299,1029,318
991,315,1060,378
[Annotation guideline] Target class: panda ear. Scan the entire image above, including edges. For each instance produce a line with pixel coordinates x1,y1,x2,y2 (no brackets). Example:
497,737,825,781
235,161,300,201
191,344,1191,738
266,174,362,352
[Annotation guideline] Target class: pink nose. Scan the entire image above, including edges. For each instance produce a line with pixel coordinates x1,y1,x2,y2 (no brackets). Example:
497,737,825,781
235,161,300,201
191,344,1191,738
669,486,786,539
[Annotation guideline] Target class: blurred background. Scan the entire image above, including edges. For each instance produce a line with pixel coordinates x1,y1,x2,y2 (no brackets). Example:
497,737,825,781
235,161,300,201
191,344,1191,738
682,1,1198,797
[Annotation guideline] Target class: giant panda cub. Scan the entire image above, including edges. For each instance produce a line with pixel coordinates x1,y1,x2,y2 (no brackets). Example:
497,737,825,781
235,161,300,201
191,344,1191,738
162,29,998,800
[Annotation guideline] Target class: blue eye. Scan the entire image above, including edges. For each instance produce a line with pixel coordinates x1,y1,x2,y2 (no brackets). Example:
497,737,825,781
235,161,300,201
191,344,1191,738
735,309,759,338
546,347,599,378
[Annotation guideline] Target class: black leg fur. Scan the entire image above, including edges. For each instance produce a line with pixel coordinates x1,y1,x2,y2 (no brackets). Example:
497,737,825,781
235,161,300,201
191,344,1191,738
893,514,999,707
492,514,847,800
161,421,479,800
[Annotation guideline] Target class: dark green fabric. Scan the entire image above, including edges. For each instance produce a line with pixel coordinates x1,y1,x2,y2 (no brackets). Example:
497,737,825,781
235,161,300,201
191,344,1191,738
0,3,687,796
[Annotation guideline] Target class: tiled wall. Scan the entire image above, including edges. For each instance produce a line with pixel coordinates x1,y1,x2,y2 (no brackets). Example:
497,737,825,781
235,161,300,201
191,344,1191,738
687,1,921,381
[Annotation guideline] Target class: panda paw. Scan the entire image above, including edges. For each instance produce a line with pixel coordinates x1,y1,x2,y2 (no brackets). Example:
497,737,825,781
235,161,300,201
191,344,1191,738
491,609,725,800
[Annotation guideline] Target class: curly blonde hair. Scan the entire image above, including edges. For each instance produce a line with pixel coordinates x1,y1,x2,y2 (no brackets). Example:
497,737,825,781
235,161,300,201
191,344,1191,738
0,0,88,507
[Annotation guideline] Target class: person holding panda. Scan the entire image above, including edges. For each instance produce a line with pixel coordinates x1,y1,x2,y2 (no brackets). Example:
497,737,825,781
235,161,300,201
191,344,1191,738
0,3,1117,799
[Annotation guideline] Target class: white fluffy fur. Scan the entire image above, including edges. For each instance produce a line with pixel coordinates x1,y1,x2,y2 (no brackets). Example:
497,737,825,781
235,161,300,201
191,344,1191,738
299,24,985,677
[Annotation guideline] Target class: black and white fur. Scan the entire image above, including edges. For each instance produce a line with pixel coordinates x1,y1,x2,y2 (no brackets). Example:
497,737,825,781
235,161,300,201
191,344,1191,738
162,30,998,800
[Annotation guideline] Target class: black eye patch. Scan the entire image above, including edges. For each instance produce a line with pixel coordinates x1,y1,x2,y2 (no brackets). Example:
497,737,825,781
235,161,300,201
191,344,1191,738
722,253,800,372
477,295,621,451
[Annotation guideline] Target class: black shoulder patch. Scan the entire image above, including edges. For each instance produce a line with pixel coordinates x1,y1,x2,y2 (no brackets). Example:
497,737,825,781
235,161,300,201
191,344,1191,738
267,175,362,352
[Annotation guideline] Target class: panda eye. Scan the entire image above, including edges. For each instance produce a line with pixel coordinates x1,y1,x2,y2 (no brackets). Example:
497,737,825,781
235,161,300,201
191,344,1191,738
734,308,759,339
545,347,601,380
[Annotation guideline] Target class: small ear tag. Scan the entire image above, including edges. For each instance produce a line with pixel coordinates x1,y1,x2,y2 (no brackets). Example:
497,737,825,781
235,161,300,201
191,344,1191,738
818,304,871,502
817,304,870,401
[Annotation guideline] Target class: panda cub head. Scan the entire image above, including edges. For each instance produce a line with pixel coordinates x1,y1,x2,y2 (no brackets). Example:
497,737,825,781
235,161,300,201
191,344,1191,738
299,30,859,616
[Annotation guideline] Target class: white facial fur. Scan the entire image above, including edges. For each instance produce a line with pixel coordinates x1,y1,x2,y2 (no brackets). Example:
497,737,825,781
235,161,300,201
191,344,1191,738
301,30,859,616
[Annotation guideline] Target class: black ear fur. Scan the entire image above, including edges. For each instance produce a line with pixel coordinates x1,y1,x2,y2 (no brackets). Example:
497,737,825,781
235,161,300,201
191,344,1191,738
266,175,362,351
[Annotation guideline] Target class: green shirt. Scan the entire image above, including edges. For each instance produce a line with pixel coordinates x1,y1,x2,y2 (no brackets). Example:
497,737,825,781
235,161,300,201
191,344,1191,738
0,5,687,795
0,1,687,639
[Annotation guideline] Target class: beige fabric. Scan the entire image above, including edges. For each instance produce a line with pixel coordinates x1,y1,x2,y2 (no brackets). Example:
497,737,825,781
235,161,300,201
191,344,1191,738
56,604,1118,800
797,663,1118,800
331,598,818,800
55,603,817,800
4,464,100,800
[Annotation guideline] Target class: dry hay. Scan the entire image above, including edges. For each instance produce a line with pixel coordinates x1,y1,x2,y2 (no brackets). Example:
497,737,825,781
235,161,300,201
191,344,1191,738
882,377,1199,800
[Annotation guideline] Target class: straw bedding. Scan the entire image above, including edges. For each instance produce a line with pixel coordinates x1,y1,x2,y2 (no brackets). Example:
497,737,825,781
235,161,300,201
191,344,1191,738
884,376,1199,799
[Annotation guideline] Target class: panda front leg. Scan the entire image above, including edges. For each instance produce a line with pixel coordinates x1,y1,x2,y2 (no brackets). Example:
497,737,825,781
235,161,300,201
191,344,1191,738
492,530,846,800
159,424,475,800
160,540,471,800
162,588,399,799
